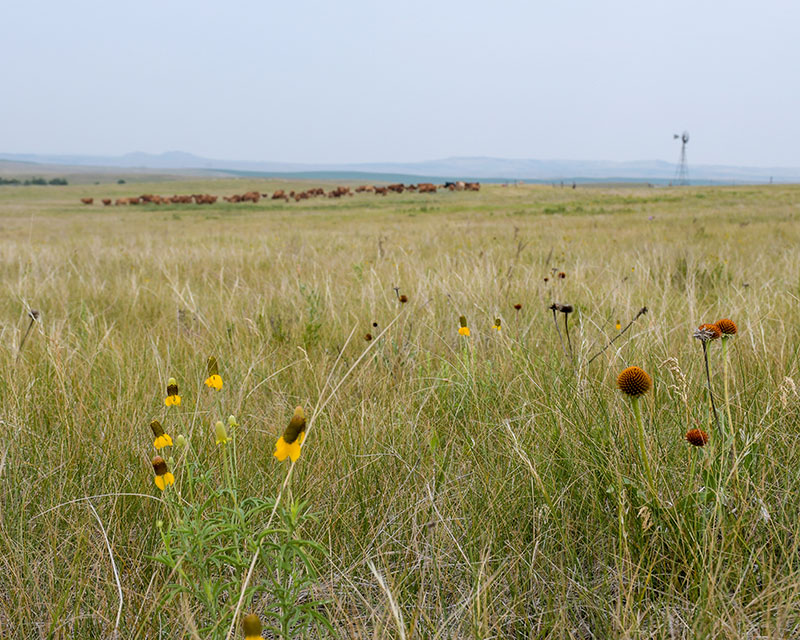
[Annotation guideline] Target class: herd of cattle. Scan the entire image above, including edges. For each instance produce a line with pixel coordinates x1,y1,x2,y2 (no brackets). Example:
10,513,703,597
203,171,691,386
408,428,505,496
78,181,480,206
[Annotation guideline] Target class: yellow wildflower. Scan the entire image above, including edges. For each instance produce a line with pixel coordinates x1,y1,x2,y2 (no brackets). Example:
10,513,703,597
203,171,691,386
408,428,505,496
164,377,181,406
274,406,306,462
204,356,223,390
150,420,173,450
242,613,264,640
215,421,232,445
458,315,470,337
492,318,501,331
152,456,175,491
615,321,621,331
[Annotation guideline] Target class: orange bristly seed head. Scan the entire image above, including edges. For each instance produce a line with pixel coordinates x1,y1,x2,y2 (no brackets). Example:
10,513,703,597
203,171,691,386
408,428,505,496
617,366,652,397
685,428,710,447
716,318,737,335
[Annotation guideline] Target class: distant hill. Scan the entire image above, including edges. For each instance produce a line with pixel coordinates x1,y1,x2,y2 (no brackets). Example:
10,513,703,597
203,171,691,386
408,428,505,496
1,152,799,183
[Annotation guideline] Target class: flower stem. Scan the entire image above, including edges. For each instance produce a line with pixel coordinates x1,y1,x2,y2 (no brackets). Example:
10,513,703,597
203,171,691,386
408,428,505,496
632,396,655,499
702,342,721,434
722,336,733,437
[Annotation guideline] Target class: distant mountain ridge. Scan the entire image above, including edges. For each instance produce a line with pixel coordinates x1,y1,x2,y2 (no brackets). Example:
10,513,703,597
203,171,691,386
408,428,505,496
1,151,798,183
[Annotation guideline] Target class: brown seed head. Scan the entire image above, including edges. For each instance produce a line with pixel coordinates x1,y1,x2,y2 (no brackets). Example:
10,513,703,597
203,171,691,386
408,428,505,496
242,613,262,637
685,428,710,447
617,366,652,397
150,420,165,438
716,318,737,335
459,315,468,328
167,383,179,396
543,277,549,283
694,323,721,341
152,456,168,475
282,406,306,444
557,272,566,279
29,309,40,320
513,303,522,311
364,333,373,341
398,294,408,304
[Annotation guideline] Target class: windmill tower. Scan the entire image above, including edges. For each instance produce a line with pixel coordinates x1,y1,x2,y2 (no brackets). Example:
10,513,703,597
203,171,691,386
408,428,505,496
673,131,689,185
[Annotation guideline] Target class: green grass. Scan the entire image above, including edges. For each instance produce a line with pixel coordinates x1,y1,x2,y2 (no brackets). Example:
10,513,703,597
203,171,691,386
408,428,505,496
2,180,800,638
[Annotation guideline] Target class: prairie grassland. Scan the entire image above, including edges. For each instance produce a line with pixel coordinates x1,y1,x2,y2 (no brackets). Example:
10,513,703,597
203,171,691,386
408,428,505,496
2,181,800,639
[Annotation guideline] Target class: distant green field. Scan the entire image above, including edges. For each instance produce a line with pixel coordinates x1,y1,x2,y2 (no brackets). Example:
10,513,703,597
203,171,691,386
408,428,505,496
2,181,800,638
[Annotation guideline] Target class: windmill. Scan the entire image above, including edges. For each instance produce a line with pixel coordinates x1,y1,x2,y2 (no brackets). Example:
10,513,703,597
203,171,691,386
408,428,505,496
673,131,689,185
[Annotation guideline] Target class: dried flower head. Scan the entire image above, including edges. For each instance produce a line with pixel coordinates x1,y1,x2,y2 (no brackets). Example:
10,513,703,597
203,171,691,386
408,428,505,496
557,272,566,279
398,294,408,304
242,613,264,640
274,406,306,462
29,309,40,320
364,333,373,341
694,323,721,342
543,277,549,283
716,318,737,335
513,303,522,311
372,322,378,328
617,366,652,397
685,428,710,447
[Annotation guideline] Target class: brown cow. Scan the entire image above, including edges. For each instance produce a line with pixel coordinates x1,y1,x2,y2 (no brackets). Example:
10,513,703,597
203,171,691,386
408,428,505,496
115,198,128,205
271,190,285,200
80,197,94,205
417,183,437,193
464,182,480,191
102,199,112,206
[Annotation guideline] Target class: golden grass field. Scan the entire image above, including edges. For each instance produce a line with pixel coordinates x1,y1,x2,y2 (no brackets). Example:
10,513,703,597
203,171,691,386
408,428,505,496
2,179,800,638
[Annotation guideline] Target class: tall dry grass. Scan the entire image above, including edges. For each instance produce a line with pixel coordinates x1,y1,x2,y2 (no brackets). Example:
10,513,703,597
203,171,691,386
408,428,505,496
2,181,800,638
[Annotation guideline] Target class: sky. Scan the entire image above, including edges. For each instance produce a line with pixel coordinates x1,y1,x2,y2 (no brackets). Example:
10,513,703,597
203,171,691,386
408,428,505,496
2,0,798,167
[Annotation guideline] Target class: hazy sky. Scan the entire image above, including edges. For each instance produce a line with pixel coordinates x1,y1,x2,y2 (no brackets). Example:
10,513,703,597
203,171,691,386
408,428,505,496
2,0,798,166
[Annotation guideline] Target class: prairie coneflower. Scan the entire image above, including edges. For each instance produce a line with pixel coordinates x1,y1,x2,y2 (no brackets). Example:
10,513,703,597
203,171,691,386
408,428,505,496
618,366,655,494
717,318,738,433
274,406,306,462
513,303,522,311
150,420,173,449
615,321,622,331
458,315,470,337
215,421,232,445
557,272,566,279
492,318,501,331
399,294,408,304
685,428,710,447
242,613,264,640
164,377,181,406
152,456,175,491
205,356,223,390
365,333,373,341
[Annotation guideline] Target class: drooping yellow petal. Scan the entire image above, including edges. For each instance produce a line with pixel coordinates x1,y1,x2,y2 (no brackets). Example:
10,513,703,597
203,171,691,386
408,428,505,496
458,326,470,336
154,434,173,449
204,375,223,390
274,436,290,461
155,475,165,491
165,395,181,406
164,472,175,486
287,433,304,462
